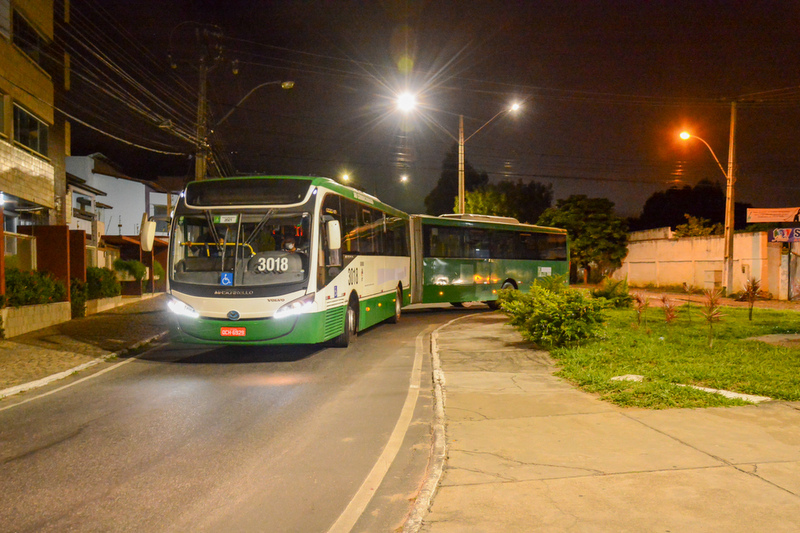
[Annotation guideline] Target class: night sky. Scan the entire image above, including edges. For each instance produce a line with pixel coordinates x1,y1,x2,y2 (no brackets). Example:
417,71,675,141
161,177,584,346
66,0,800,217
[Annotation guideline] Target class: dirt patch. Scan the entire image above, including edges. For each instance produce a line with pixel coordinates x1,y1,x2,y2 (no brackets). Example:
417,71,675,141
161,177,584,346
747,334,800,348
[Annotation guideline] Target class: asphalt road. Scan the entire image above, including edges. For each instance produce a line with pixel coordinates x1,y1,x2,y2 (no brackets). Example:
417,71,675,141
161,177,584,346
0,306,480,532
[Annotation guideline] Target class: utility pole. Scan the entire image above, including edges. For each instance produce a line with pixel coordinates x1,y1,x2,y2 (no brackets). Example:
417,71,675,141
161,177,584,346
195,56,209,181
458,115,465,214
723,101,737,294
180,25,223,181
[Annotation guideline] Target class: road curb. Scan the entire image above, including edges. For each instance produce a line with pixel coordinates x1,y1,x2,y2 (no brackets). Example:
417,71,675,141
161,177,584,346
0,330,170,400
403,314,472,532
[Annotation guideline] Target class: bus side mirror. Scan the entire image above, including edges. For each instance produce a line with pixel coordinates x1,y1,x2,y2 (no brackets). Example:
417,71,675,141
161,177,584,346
140,213,156,252
327,219,341,251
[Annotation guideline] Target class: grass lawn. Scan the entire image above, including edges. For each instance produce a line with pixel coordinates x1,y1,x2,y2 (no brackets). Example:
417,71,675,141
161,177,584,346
549,304,800,409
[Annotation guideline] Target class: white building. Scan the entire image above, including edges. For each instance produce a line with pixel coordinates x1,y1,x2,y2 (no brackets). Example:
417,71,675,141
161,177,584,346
66,153,178,241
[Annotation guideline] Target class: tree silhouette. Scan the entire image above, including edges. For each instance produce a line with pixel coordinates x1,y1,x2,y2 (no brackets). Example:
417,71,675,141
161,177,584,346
463,179,552,224
630,180,751,231
424,144,489,215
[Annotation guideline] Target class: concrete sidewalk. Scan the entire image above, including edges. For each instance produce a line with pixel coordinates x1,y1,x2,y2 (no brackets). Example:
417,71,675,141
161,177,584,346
0,295,170,397
422,313,800,532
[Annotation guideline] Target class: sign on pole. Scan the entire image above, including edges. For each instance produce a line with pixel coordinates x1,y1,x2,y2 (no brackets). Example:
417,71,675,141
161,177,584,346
747,207,800,223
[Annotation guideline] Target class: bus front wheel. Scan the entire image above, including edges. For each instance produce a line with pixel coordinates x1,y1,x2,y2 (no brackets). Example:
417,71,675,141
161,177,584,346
332,300,358,348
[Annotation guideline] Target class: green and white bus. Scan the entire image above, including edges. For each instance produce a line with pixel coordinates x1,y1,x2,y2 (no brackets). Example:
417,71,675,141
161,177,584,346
408,214,569,308
165,176,410,346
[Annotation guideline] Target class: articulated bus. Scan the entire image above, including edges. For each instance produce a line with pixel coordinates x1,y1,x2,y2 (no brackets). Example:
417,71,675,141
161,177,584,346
164,176,410,347
408,214,569,308
158,176,569,346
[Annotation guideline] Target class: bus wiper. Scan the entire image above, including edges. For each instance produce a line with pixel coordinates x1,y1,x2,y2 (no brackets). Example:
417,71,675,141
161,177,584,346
243,209,274,247
204,210,222,253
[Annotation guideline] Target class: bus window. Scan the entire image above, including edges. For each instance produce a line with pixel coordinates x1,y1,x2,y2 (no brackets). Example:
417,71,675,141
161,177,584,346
466,229,490,259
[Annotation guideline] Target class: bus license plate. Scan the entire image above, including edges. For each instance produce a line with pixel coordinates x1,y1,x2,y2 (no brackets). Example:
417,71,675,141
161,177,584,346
220,327,246,337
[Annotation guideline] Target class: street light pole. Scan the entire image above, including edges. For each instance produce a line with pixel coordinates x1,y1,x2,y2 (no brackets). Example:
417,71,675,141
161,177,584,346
457,104,521,214
214,80,295,127
458,115,465,213
723,101,737,294
680,100,737,294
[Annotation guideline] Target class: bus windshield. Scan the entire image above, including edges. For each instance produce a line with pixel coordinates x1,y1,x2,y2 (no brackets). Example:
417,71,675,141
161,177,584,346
170,209,311,287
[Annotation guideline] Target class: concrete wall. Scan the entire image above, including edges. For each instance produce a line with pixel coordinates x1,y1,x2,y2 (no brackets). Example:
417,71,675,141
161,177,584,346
614,231,782,297
1,301,71,338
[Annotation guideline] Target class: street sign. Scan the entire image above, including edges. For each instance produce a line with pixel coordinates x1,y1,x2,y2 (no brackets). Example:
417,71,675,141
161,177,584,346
747,207,800,223
767,227,800,243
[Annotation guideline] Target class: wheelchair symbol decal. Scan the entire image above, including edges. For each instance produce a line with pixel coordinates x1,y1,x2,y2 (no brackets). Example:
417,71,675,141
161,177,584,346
220,272,233,286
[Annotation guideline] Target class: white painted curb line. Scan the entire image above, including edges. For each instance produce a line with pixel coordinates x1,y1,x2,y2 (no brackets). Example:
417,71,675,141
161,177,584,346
0,331,169,400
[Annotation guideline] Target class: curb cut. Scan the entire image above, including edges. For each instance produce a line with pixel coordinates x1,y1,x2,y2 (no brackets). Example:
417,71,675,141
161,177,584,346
0,330,170,400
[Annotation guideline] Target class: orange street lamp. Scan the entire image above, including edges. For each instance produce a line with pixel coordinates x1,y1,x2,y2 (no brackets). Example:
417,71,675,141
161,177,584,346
679,104,738,294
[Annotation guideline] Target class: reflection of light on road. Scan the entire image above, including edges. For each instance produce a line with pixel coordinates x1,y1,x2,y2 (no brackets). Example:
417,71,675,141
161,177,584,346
232,373,312,387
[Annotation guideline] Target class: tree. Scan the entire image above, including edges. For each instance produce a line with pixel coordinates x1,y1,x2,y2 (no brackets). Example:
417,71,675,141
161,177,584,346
537,195,629,283
461,180,552,223
424,144,488,215
630,180,751,231
672,214,723,237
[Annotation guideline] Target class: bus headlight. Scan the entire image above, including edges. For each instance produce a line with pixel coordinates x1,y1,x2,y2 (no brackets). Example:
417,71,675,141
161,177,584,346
274,293,315,319
168,297,199,319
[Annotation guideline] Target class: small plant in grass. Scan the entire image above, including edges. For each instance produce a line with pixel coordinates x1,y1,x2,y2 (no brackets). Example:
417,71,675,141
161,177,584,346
661,295,678,325
741,277,761,321
591,276,633,308
632,292,650,328
682,282,698,322
700,288,724,347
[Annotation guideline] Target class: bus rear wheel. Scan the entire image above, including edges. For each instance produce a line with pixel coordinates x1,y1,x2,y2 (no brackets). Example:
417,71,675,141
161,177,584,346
388,286,402,323
486,281,515,310
332,301,358,348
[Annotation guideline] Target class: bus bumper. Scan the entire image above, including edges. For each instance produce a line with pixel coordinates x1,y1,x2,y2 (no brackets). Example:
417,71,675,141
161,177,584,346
172,308,339,345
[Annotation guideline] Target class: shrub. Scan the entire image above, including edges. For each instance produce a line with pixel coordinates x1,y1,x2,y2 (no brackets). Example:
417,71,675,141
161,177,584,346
591,277,633,308
499,284,605,348
113,259,147,281
153,260,165,280
86,266,121,299
4,267,68,307
70,278,88,318
532,274,569,293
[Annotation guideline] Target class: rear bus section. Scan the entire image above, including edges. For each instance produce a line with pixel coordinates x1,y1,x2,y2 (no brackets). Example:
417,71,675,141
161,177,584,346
409,214,568,306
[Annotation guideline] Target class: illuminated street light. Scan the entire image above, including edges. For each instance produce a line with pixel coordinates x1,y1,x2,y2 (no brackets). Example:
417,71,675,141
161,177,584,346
679,104,738,294
400,174,409,183
394,95,522,213
457,103,522,213
397,92,417,113
341,173,350,182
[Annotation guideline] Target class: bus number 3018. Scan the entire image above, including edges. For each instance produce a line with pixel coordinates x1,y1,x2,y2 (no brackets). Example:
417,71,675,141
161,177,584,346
348,267,359,285
256,257,289,273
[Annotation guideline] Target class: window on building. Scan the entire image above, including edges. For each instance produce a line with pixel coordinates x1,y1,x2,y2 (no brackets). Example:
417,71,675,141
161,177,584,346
12,10,44,66
0,0,10,39
153,205,168,233
13,104,48,156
